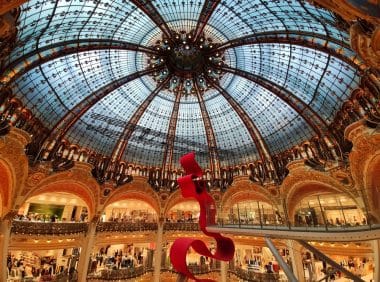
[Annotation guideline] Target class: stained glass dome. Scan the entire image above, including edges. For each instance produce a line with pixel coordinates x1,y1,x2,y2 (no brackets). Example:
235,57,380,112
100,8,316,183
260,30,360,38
2,0,362,172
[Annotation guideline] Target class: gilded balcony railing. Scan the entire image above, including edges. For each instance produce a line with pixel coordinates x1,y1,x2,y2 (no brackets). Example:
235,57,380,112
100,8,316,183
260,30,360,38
11,221,88,235
96,222,158,233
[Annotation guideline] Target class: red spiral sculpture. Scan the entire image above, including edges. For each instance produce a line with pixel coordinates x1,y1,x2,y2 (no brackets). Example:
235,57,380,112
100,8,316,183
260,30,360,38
169,152,235,282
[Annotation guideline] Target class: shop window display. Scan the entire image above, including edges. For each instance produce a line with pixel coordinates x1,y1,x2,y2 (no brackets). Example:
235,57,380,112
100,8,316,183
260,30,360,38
7,249,79,282
294,194,366,227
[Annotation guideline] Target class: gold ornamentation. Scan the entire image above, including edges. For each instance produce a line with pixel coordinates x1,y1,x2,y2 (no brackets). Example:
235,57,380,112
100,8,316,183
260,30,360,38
350,24,380,69
26,172,46,187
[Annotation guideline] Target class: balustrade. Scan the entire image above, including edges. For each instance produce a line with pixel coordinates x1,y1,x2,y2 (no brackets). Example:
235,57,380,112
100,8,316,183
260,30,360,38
11,220,88,235
163,222,200,231
87,265,149,280
96,222,158,233
229,268,283,282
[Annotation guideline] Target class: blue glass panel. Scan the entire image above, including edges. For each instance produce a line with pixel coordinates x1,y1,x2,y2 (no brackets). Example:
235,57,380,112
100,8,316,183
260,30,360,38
225,44,360,120
173,95,209,169
124,91,174,167
224,75,315,153
204,89,260,167
11,0,159,63
66,78,156,155
152,0,203,33
10,49,146,127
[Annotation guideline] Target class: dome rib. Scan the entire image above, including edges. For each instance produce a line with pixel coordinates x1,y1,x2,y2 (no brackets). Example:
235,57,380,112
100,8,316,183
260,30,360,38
206,77,272,163
194,80,220,174
7,0,365,173
219,65,330,138
211,31,361,69
162,88,183,172
2,39,158,85
192,0,221,42
129,0,173,40
38,69,159,154
110,75,172,163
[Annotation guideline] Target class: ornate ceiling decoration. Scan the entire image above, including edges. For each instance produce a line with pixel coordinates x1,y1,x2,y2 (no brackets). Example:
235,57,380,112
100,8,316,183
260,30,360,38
1,0,372,189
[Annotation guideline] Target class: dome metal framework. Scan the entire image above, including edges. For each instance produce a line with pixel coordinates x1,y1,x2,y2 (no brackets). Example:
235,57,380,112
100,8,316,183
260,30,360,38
0,0,365,189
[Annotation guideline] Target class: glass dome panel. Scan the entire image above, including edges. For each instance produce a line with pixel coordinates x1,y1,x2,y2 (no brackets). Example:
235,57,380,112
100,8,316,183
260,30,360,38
5,0,363,170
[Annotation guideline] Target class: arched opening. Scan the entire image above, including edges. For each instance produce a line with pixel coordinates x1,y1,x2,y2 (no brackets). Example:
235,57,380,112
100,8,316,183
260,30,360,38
17,192,89,222
103,187,160,218
287,183,365,227
287,183,340,223
9,192,89,281
101,199,157,223
293,193,366,227
223,198,283,226
23,181,95,220
165,200,200,223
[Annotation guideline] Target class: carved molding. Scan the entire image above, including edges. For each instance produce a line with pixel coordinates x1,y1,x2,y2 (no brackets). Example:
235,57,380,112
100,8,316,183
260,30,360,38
346,121,380,189
350,24,380,69
20,162,99,219
281,161,359,220
346,121,380,221
102,176,161,215
307,0,380,25
220,177,279,213
0,0,27,15
0,128,30,215
162,189,192,216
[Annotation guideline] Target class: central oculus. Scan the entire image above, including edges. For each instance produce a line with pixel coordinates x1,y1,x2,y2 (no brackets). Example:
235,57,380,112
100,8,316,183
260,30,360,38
147,31,226,96
167,44,205,74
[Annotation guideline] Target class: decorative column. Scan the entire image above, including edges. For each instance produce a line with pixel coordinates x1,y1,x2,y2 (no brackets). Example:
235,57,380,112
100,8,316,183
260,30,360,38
77,221,96,282
220,261,227,282
0,214,14,282
287,240,305,282
153,221,164,282
372,240,380,282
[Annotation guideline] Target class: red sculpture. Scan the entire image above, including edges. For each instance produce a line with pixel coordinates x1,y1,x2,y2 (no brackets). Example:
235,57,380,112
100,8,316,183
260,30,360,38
169,152,235,281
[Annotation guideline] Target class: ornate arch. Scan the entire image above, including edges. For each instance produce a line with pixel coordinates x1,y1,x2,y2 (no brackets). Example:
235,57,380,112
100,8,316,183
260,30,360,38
0,128,30,216
163,189,199,217
23,180,96,219
220,178,277,214
102,176,161,216
281,166,358,222
21,163,99,219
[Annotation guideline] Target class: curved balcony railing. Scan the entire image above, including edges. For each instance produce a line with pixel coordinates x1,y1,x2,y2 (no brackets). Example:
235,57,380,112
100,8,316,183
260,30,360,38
209,216,380,241
229,268,284,282
163,222,200,231
96,222,158,233
216,217,378,232
11,220,88,235
87,266,149,280
161,266,220,276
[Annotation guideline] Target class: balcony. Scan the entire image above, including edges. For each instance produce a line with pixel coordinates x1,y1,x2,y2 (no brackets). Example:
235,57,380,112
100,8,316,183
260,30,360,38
230,268,284,282
163,222,200,231
96,222,158,233
87,266,149,280
11,220,88,235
